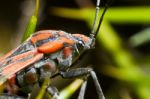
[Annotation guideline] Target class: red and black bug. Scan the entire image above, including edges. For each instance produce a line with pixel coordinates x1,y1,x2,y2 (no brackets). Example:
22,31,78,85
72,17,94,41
0,0,108,99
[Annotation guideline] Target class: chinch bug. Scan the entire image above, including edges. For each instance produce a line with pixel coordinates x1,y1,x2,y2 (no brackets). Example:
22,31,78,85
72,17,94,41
0,0,108,99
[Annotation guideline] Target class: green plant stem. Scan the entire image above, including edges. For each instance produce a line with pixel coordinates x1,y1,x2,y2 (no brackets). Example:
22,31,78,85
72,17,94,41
34,0,40,17
59,79,83,99
21,16,37,42
21,0,39,42
36,78,50,99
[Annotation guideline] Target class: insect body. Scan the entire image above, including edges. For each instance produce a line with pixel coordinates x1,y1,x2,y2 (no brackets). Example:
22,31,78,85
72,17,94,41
0,0,108,98
0,30,100,97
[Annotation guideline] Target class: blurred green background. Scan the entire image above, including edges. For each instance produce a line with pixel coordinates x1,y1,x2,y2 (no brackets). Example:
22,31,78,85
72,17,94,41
0,0,150,99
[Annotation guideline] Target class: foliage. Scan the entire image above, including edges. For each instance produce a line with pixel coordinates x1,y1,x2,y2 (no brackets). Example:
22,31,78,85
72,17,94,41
0,0,150,99
51,7,150,99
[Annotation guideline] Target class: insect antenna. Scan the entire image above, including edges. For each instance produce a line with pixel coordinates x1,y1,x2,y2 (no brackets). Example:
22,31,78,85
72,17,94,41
95,0,112,36
90,0,111,48
91,0,101,35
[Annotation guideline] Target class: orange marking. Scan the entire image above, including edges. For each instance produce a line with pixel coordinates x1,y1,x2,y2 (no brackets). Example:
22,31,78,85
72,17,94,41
59,37,74,45
31,30,53,44
38,41,63,54
2,53,43,78
63,46,72,58
10,49,38,62
58,31,65,35
38,37,74,54
72,34,90,43
0,49,38,68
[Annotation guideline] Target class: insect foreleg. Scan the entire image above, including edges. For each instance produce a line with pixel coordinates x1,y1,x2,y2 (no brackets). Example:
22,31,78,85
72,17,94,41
78,80,87,99
59,68,105,99
47,85,59,99
0,94,26,99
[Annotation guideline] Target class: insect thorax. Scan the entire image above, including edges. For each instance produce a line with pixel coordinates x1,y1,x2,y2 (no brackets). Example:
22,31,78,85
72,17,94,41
31,30,92,70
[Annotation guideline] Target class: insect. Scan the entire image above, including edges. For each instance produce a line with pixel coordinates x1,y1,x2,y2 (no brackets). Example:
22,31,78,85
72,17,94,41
0,0,108,99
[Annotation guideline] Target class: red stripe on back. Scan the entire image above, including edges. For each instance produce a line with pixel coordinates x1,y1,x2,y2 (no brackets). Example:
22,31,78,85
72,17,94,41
31,30,53,44
2,53,43,79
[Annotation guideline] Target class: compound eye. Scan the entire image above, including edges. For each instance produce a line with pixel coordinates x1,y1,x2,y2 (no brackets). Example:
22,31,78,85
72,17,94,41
75,40,84,53
79,40,82,43
78,40,84,46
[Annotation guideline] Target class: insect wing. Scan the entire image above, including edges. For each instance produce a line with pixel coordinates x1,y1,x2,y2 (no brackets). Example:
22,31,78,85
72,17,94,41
0,49,43,85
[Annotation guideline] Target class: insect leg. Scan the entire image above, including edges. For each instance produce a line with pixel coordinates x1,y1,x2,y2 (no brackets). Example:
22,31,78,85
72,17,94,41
47,85,59,99
34,58,59,98
78,80,87,99
0,94,26,99
60,68,105,99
